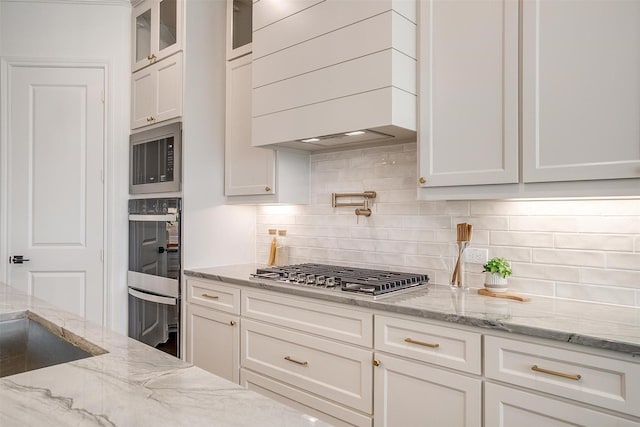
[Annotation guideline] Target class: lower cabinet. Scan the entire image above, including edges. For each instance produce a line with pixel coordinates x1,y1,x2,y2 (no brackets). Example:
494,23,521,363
373,353,481,427
485,382,638,427
185,302,239,383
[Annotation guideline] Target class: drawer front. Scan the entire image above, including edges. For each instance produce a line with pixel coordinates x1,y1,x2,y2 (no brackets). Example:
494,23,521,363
187,278,240,314
374,315,481,375
485,382,640,427
242,290,373,346
242,319,373,413
242,369,372,427
485,335,640,417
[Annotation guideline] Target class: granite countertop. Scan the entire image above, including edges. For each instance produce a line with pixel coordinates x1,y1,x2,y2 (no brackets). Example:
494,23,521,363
186,264,640,356
0,283,329,427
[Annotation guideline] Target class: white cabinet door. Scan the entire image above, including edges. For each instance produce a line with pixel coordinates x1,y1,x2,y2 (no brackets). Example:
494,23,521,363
185,303,240,384
418,0,519,187
131,52,183,129
226,0,252,61
373,353,481,427
522,0,640,183
132,0,183,72
485,383,639,427
224,55,275,196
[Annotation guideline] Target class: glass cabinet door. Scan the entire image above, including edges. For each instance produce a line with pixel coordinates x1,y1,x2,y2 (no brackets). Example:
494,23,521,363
132,0,183,72
227,0,252,60
135,7,153,65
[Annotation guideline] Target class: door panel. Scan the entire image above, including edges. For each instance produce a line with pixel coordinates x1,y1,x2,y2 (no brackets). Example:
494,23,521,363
8,64,105,325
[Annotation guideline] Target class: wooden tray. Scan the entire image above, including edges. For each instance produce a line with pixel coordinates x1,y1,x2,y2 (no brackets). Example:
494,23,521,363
477,288,530,302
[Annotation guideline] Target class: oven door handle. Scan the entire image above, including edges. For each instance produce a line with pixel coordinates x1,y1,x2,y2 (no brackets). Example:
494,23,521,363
128,214,178,222
128,288,177,306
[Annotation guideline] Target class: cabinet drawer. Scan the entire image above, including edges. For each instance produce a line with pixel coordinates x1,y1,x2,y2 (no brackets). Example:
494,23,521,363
242,290,373,347
485,382,639,427
374,315,481,375
186,278,240,314
242,319,373,413
485,335,640,417
242,369,372,427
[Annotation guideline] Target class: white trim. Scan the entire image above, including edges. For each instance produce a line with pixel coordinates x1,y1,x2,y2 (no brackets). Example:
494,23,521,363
1,0,131,7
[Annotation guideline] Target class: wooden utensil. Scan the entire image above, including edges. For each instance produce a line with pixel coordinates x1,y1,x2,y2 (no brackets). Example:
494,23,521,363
451,223,470,286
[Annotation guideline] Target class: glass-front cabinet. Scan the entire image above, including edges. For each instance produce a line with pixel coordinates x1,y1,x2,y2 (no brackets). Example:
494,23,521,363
227,0,252,60
132,0,183,72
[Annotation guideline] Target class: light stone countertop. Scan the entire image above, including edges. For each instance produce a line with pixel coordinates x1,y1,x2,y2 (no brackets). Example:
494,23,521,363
0,283,330,427
186,264,640,356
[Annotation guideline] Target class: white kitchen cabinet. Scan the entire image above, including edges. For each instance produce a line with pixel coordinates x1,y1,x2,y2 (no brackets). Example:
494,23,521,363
131,52,183,129
373,353,481,427
185,303,239,384
185,278,240,384
226,0,252,61
418,0,518,188
485,382,639,427
132,0,183,72
522,0,640,183
418,0,640,199
224,55,310,203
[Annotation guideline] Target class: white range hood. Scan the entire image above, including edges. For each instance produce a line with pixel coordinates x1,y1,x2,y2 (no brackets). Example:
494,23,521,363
251,0,417,151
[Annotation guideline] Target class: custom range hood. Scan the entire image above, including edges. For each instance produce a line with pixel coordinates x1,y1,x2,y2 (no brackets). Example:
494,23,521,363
251,0,417,151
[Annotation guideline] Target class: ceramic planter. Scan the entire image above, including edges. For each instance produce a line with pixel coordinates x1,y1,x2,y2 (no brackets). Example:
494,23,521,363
484,272,508,293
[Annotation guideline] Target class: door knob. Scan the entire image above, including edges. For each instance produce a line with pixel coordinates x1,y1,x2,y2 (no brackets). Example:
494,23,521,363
9,255,30,264
157,246,166,254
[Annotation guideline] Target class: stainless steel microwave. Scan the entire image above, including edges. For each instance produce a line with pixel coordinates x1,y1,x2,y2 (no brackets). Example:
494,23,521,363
130,122,182,194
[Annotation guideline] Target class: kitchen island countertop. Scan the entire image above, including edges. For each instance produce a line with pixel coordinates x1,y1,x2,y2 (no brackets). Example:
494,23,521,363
186,264,640,356
0,282,329,427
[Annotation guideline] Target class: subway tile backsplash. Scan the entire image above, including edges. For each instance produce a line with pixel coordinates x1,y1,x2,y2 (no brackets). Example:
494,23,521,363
256,143,640,307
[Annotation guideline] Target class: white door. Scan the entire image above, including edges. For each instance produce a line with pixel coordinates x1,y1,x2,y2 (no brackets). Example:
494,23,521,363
7,64,105,325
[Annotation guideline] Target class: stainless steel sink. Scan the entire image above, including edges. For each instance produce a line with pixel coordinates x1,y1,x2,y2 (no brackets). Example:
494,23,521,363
0,311,107,378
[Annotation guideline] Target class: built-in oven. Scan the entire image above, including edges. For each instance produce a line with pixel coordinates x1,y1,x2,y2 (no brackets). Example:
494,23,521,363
130,122,181,195
128,197,181,357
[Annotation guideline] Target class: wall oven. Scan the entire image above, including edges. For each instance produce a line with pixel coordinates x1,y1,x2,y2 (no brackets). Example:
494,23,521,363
128,197,181,357
130,122,181,194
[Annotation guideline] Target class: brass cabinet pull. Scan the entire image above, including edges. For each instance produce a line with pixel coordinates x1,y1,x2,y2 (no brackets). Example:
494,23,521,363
373,359,381,367
265,186,271,192
201,294,219,300
147,54,157,61
229,321,236,326
284,356,308,366
146,116,156,122
419,177,426,184
405,337,440,348
531,365,582,381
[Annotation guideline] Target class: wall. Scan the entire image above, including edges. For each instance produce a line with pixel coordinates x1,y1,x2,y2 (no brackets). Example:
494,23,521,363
0,0,131,332
256,142,640,308
182,0,256,270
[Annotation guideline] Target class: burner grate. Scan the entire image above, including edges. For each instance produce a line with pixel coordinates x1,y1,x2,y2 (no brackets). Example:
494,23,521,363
254,263,429,296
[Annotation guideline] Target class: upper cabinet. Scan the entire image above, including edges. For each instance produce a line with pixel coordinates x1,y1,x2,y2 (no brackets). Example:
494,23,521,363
251,0,417,151
226,0,252,61
132,0,183,72
418,0,518,188
521,0,640,184
418,0,640,200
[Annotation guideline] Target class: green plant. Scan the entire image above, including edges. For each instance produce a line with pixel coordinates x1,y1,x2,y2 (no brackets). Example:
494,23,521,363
482,257,512,279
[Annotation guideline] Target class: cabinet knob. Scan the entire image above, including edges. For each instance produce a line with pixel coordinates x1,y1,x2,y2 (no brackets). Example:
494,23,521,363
146,116,156,122
229,321,236,326
265,186,271,192
419,177,426,184
373,359,381,367
147,54,157,61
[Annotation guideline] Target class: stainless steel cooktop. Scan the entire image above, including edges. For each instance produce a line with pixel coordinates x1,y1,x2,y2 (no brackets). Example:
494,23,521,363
251,263,429,298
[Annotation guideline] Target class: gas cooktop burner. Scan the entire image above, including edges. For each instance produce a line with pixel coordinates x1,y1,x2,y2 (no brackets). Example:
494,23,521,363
251,263,429,297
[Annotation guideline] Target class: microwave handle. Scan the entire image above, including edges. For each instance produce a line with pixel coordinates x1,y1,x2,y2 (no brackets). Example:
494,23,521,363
128,288,177,306
128,214,178,222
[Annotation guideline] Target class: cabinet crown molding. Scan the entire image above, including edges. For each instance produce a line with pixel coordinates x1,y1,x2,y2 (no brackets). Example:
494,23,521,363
3,0,131,6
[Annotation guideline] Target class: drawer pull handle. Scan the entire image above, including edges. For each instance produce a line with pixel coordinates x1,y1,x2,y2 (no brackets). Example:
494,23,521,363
531,365,582,381
201,294,219,300
284,356,308,366
405,337,440,348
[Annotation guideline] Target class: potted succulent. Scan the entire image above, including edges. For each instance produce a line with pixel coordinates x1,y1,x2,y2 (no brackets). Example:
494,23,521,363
483,257,512,293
